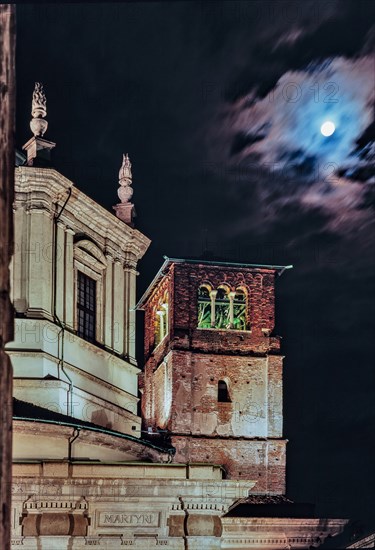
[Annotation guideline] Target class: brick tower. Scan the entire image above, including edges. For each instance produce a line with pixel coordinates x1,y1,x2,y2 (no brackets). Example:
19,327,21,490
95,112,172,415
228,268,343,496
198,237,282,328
137,257,292,494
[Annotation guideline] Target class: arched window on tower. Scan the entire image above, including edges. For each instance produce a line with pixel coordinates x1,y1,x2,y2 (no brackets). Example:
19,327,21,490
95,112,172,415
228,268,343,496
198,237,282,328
154,292,169,347
161,291,169,335
218,380,231,402
215,286,230,329
232,288,247,330
154,306,162,347
197,285,211,328
197,284,248,331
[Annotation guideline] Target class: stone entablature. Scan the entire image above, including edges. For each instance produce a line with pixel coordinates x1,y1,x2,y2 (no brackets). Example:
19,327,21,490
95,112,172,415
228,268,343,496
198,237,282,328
11,462,346,549
221,517,347,549
12,462,255,549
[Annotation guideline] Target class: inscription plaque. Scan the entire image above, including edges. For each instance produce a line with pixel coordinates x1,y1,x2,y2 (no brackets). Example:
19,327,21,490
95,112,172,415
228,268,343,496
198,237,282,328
98,511,160,528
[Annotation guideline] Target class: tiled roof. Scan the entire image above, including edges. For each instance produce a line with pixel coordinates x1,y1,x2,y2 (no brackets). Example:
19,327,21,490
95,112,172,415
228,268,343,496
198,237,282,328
244,495,294,505
13,398,106,430
13,398,175,455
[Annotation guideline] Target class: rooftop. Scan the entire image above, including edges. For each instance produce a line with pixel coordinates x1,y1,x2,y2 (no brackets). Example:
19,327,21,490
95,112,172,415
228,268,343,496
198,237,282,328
13,398,174,456
136,255,293,309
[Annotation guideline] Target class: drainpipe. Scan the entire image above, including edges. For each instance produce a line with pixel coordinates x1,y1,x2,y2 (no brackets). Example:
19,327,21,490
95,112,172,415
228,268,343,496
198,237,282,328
178,496,189,550
68,428,80,462
52,187,74,416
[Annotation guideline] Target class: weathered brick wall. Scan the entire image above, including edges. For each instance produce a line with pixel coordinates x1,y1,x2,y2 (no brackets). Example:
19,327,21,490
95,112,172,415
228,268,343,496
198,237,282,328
171,436,286,493
172,263,277,346
141,260,286,490
143,262,279,359
143,268,174,358
0,5,15,550
168,350,273,438
142,271,172,426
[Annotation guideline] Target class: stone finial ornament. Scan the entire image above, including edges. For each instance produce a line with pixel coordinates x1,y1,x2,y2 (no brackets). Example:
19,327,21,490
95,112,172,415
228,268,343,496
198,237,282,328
113,153,136,226
117,153,133,203
30,82,48,137
23,82,55,165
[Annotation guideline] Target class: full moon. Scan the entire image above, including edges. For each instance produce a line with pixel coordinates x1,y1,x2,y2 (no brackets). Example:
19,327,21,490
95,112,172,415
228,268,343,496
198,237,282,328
320,121,335,136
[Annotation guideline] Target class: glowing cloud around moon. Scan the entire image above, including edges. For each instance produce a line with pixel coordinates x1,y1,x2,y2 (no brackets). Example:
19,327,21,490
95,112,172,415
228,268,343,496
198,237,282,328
320,121,336,137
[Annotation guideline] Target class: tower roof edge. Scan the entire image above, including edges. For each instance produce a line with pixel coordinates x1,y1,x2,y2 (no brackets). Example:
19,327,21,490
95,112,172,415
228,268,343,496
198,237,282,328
135,256,293,310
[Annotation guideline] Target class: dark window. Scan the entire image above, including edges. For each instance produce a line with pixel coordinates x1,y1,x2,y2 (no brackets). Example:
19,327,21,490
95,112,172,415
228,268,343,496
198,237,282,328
218,380,231,402
77,271,96,343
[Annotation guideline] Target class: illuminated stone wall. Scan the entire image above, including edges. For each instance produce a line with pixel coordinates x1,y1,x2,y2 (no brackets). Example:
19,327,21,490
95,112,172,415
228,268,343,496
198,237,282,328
7,166,150,435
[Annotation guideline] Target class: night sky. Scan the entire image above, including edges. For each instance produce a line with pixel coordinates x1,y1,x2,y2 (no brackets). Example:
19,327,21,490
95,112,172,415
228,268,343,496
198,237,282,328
15,1,375,540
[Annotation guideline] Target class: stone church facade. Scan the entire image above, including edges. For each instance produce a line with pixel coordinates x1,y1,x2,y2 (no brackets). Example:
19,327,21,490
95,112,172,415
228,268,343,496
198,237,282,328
7,84,348,549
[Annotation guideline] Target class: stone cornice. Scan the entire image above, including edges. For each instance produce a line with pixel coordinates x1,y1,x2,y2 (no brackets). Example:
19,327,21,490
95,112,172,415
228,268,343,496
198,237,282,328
222,517,347,527
347,534,375,548
14,167,151,261
221,517,348,548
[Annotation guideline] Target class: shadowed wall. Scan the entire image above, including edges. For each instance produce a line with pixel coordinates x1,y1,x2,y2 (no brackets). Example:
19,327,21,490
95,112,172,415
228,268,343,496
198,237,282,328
0,5,15,550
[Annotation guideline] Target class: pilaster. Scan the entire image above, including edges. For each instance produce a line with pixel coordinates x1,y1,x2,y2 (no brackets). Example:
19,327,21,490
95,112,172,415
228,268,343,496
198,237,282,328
26,207,54,319
104,253,114,349
64,226,75,329
55,220,66,321
113,258,125,355
123,252,138,362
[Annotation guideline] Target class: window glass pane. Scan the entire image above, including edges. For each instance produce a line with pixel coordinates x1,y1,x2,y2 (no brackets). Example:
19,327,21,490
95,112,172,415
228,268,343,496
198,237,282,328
77,272,96,342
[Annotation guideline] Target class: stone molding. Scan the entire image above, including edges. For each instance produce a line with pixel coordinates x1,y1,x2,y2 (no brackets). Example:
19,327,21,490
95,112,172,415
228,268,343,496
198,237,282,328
14,167,150,262
346,533,375,548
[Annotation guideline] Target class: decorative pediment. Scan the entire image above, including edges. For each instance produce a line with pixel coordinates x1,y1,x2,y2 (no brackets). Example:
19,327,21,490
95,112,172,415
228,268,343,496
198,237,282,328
74,239,107,271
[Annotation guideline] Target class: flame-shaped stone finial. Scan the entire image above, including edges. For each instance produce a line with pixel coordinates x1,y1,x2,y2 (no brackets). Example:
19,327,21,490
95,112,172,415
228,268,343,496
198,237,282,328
30,82,48,137
23,82,55,165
